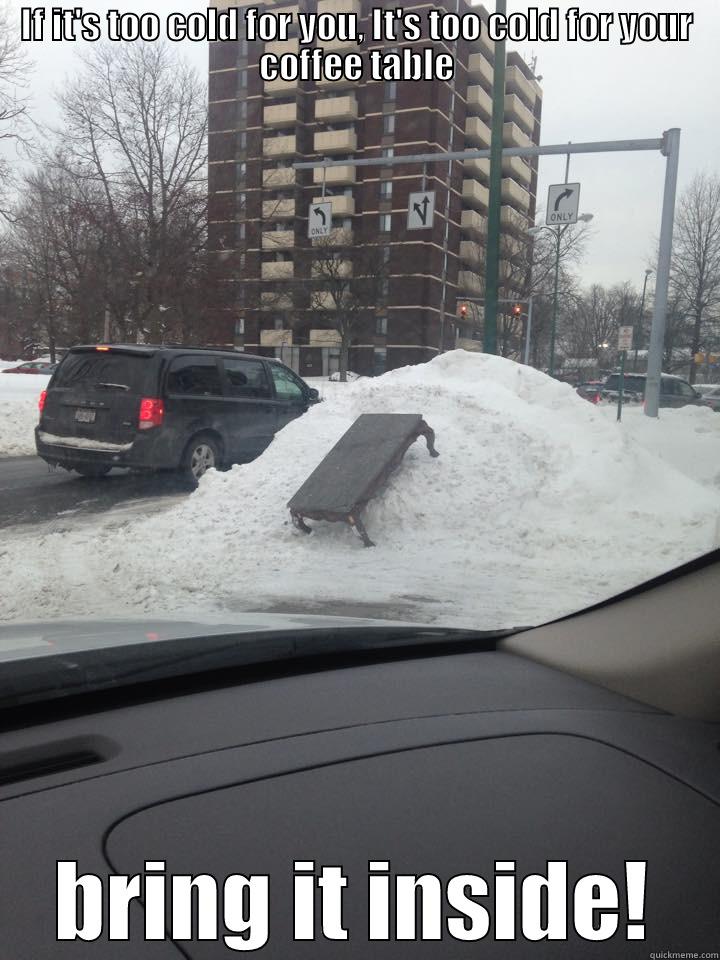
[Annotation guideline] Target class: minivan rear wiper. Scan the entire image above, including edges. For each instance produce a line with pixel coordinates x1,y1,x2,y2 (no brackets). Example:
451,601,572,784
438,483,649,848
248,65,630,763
95,382,130,391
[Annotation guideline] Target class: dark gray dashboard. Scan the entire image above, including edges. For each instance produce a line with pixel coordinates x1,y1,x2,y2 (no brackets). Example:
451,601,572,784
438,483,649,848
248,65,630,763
0,649,718,957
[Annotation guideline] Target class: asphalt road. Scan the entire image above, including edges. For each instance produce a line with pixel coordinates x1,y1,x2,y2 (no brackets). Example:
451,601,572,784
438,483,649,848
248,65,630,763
0,456,188,529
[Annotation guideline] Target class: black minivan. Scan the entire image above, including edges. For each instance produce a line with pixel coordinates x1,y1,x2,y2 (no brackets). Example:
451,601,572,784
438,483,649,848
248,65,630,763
36,345,320,483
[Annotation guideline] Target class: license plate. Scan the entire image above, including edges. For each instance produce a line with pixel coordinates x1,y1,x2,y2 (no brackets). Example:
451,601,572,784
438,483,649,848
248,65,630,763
74,409,96,423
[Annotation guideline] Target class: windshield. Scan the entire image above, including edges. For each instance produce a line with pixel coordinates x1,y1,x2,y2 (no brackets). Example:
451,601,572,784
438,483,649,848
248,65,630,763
0,4,718,658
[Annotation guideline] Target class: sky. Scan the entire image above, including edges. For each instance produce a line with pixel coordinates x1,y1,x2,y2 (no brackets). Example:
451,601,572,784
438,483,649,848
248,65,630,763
4,0,720,296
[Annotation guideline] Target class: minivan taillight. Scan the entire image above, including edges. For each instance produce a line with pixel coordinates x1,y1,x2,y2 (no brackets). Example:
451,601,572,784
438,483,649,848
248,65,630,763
38,390,47,413
138,397,164,430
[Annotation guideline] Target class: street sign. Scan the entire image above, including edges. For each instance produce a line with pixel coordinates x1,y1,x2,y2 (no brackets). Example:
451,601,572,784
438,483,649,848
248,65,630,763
308,201,332,238
546,182,581,225
407,190,436,230
618,326,634,351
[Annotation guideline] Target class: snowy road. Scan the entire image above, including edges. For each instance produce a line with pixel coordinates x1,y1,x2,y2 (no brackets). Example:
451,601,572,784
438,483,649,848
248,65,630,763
0,456,187,529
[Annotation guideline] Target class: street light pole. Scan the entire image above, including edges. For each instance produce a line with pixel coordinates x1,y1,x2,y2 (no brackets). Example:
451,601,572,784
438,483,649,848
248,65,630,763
634,268,653,372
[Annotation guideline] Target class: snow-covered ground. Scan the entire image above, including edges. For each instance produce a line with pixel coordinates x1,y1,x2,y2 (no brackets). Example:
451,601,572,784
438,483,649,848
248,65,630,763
1,351,719,629
0,363,50,457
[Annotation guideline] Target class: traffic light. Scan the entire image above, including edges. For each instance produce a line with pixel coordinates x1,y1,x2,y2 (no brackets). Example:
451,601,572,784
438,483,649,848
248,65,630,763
459,302,468,320
512,303,522,317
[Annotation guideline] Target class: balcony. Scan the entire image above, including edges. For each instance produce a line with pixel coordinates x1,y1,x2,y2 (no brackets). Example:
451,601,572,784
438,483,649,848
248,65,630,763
309,328,343,346
462,179,490,210
312,193,355,216
261,291,292,310
261,260,294,280
503,122,532,150
315,291,337,311
502,154,532,186
312,259,352,278
320,36,358,52
505,65,540,109
466,85,493,119
263,102,297,128
263,134,297,158
459,240,480,264
263,198,296,219
317,0,360,13
461,209,487,238
505,94,536,136
315,94,358,122
501,206,529,233
501,178,530,212
264,76,299,97
468,52,493,89
464,157,490,183
465,116,491,149
312,227,353,246
458,270,483,295
263,166,296,188
313,128,357,154
260,328,293,347
478,26,495,59
261,230,295,249
312,164,356,187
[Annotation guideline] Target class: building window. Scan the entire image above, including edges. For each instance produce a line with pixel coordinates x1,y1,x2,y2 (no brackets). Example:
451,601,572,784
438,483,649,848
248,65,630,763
376,316,388,336
380,213,392,232
238,68,248,89
236,222,246,242
237,131,247,151
235,318,245,336
382,245,391,265
380,180,392,199
383,114,395,135
384,81,397,102
373,348,387,375
382,147,394,160
236,161,247,182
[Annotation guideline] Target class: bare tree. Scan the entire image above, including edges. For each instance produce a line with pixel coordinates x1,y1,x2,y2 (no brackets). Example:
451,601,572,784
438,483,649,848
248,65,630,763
0,3,32,219
308,234,388,381
671,173,720,382
56,42,207,340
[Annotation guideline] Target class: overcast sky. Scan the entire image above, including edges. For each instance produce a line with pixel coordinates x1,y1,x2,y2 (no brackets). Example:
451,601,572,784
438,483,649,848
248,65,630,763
5,0,720,295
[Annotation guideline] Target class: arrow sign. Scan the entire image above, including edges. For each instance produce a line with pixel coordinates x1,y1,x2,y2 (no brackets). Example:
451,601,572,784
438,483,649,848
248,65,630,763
407,190,436,231
546,183,581,225
554,188,574,212
308,201,332,238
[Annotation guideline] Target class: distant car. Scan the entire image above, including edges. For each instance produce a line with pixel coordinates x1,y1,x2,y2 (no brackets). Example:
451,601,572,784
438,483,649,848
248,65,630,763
329,371,361,382
2,360,57,375
601,373,710,409
575,380,605,404
36,344,320,483
695,385,720,412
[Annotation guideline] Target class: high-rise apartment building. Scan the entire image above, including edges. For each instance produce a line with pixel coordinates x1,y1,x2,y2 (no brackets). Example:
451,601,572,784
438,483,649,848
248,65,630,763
208,0,542,376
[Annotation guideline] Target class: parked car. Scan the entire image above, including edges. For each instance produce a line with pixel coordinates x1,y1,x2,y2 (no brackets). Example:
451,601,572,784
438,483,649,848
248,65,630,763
694,384,720,411
575,380,606,403
329,370,361,382
35,345,320,483
2,360,57,375
601,373,710,409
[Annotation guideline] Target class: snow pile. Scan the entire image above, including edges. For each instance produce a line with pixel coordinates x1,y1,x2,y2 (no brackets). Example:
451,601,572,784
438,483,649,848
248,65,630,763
1,351,719,628
0,371,50,457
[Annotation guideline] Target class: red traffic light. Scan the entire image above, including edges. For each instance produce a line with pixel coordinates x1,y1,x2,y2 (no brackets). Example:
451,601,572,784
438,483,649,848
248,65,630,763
459,302,468,319
512,303,522,317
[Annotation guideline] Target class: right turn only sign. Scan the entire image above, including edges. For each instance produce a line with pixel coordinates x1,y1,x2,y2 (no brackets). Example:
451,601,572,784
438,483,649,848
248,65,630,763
546,183,581,225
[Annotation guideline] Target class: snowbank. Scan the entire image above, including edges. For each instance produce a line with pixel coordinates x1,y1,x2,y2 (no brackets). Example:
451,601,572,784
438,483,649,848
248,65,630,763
1,352,719,628
0,371,49,457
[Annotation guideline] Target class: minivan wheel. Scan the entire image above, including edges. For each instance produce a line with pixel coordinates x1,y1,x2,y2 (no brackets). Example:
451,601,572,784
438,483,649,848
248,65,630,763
181,435,220,486
73,464,111,478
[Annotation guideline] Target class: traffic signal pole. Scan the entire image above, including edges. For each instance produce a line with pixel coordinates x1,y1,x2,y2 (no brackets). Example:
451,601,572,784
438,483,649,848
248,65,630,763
295,133,678,404
483,0,507,356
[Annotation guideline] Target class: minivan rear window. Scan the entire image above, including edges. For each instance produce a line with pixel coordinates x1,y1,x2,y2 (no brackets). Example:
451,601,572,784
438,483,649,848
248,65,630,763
53,352,150,393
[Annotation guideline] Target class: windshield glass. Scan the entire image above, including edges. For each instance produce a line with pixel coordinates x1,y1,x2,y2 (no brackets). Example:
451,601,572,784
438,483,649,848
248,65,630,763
0,3,718,656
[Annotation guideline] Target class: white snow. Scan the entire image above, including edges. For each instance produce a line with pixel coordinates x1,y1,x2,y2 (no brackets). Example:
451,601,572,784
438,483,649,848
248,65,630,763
0,368,50,457
1,351,719,629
